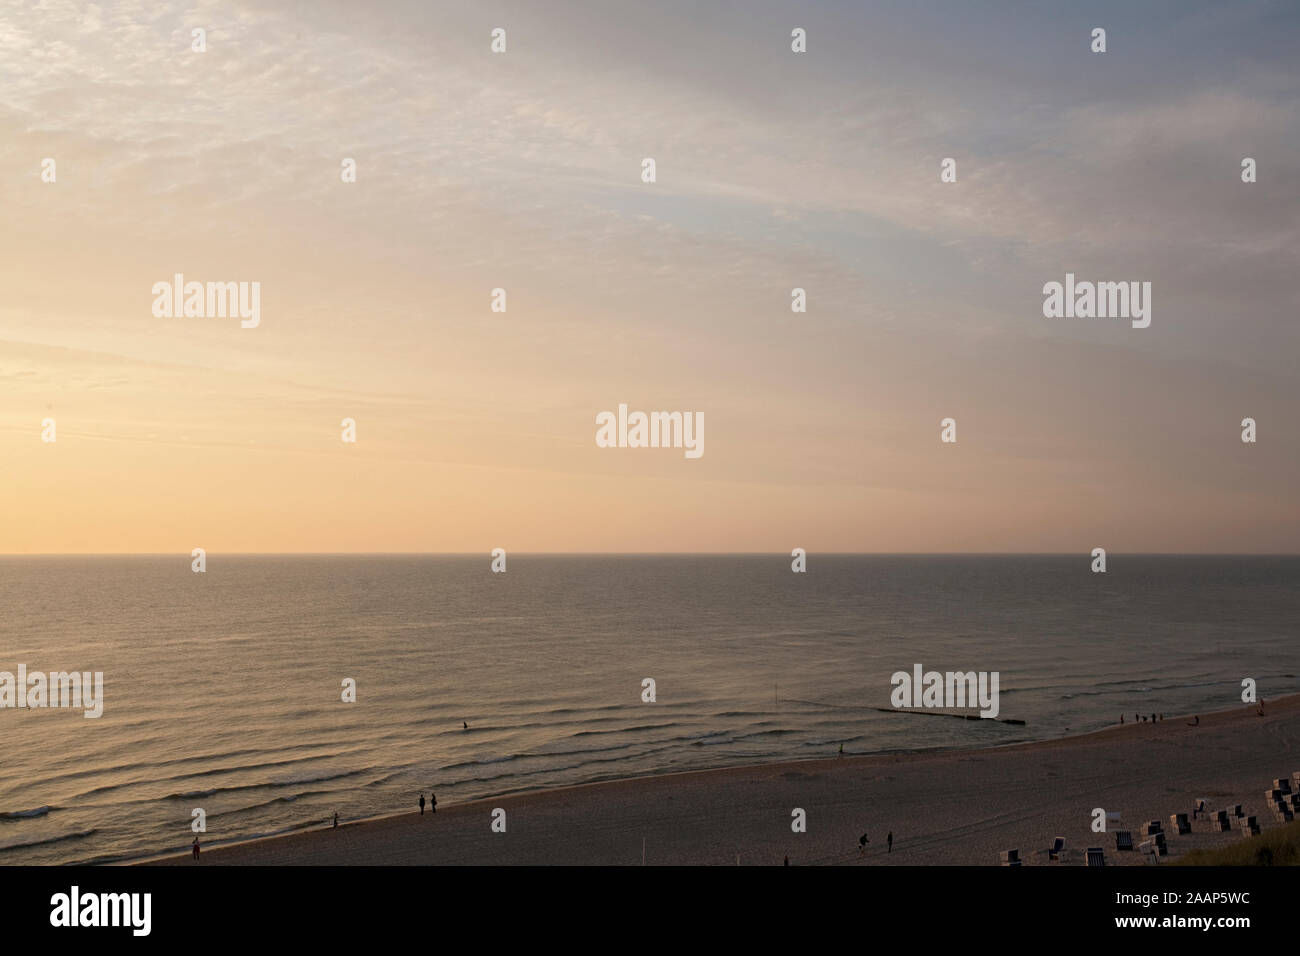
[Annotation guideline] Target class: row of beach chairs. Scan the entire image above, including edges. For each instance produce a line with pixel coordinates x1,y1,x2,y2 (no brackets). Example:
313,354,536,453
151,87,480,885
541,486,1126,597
1000,770,1296,865
1264,774,1298,823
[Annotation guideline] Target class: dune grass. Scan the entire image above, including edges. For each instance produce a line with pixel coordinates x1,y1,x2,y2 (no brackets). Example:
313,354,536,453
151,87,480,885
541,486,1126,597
1176,819,1300,866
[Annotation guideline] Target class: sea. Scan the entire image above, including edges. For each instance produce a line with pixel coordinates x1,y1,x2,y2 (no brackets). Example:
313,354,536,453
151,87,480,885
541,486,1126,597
1,554,1296,865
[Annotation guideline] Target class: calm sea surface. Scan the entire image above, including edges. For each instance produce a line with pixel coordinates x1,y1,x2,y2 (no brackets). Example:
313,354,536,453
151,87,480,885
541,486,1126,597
1,555,1296,864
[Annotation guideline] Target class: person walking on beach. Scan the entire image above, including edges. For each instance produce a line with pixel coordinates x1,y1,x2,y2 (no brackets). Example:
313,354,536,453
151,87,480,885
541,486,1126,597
430,791,438,814
333,812,339,829
1151,713,1156,723
191,837,200,861
859,833,868,855
1120,714,1124,724
887,831,893,853
419,793,426,815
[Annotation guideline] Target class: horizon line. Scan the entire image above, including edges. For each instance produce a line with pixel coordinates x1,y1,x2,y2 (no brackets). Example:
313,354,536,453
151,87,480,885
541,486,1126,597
2,551,1298,558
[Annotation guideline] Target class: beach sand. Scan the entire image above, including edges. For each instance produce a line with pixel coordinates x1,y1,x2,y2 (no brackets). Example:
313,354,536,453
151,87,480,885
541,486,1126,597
146,694,1299,866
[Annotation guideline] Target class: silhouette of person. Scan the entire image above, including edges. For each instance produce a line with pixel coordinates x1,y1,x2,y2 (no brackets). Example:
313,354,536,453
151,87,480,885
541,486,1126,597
887,831,893,853
333,812,339,829
783,855,789,866
1120,714,1124,724
463,721,468,730
419,793,426,815
192,837,200,860
839,742,844,755
1150,713,1156,723
430,792,437,814
859,833,868,854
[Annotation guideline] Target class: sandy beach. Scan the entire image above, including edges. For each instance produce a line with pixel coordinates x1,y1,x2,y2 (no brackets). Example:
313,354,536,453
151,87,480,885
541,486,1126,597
145,694,1299,866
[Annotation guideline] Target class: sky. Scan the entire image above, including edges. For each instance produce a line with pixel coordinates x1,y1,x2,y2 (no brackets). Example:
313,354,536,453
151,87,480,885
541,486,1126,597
1,0,1298,553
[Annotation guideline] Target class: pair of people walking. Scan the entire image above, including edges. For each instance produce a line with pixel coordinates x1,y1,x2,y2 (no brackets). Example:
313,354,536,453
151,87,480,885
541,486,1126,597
419,792,438,815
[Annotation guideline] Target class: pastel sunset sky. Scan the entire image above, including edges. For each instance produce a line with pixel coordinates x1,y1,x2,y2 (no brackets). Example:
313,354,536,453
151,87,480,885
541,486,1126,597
2,0,1297,553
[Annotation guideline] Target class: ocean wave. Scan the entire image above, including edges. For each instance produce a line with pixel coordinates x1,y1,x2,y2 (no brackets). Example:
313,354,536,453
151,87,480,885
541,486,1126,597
671,729,731,744
1056,677,1224,699
70,750,366,800
570,722,676,738
729,728,797,741
162,767,374,800
361,771,407,789
526,740,638,760
440,743,681,788
435,737,642,773
0,806,56,820
0,828,97,853
438,754,522,772
545,705,625,716
211,790,336,818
